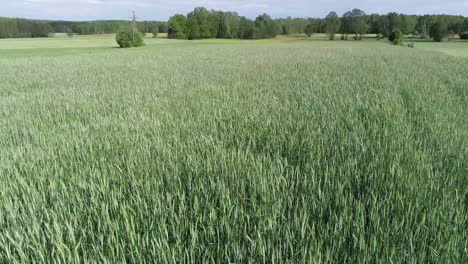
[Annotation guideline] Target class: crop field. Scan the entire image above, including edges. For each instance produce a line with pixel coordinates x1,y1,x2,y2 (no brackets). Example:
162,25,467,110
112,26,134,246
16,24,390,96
416,41,468,57
0,36,467,262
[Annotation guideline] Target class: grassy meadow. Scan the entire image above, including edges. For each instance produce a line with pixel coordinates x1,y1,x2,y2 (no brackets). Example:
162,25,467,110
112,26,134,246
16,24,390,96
0,35,467,263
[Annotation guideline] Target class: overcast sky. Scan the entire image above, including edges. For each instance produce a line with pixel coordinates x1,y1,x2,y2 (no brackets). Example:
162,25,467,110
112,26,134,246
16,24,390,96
1,0,467,21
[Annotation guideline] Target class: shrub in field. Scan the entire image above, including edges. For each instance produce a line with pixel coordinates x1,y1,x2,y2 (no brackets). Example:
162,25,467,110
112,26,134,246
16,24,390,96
116,30,132,48
116,29,144,48
132,33,144,47
389,30,404,45
407,43,415,48
459,32,468,39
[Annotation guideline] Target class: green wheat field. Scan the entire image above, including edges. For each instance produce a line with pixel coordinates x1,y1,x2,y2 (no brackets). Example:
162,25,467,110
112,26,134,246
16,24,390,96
0,35,467,263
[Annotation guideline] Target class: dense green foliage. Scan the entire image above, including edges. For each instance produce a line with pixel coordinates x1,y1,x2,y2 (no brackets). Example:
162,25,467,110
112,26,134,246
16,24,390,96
239,17,255,39
168,8,279,40
0,19,166,38
2,11,466,42
460,31,468,39
301,11,466,41
0,17,54,38
50,20,166,35
168,14,188,39
430,21,449,42
0,36,467,263
389,30,405,45
186,7,218,40
324,12,340,40
116,29,144,48
254,14,280,39
116,30,132,48
344,9,368,40
276,17,309,35
304,21,318,37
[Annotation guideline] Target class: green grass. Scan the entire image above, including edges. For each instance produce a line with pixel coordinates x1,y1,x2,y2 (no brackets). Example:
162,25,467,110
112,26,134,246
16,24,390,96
415,41,468,57
0,36,467,263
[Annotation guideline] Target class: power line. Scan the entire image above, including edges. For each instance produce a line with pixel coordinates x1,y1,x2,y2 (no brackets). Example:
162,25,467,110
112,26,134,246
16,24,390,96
129,11,137,41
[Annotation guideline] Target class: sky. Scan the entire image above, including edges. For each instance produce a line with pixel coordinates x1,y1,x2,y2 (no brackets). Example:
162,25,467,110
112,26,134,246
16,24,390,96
1,0,467,21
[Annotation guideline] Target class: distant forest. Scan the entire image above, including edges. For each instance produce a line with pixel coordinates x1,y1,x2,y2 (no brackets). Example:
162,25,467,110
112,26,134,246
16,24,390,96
0,18,167,38
168,8,468,41
1,8,467,40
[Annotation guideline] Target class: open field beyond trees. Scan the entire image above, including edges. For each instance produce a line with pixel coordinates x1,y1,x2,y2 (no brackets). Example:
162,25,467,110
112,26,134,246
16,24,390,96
0,35,467,262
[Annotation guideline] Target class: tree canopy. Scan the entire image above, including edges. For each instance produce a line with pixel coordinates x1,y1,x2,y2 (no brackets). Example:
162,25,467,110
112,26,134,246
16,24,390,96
168,14,188,39
167,8,280,40
324,12,340,40
0,18,54,38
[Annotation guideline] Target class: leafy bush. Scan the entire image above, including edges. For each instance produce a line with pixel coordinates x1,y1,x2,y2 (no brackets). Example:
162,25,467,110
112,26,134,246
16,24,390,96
389,30,404,45
116,30,132,48
459,32,468,39
132,32,144,47
407,43,415,48
116,29,144,48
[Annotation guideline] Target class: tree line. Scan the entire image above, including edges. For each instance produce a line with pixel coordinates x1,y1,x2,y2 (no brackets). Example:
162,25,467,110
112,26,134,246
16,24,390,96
168,7,279,40
0,18,54,38
0,18,167,38
302,11,467,41
168,7,468,41
1,10,467,41
50,21,168,35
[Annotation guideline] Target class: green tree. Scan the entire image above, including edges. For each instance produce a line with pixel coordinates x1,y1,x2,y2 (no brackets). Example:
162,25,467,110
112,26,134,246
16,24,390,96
341,11,353,40
304,19,320,37
186,7,215,39
218,12,241,38
158,22,168,33
239,17,255,39
151,24,159,38
304,23,313,37
449,22,464,35
186,14,201,39
324,11,340,40
397,15,409,34
349,9,368,40
168,14,187,39
416,15,430,38
389,30,404,45
254,14,279,39
387,12,399,35
430,21,448,42
276,17,309,35
404,15,419,34
376,15,389,38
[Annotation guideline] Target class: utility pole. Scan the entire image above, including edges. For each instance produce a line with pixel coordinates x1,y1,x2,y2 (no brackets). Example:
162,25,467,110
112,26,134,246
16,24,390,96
130,11,137,42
